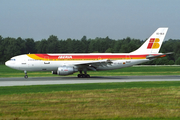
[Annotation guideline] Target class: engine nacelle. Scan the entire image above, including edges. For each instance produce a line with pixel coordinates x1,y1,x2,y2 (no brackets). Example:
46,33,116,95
56,66,78,75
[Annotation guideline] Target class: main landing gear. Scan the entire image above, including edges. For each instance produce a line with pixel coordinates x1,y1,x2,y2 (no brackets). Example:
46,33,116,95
77,70,90,78
24,70,28,79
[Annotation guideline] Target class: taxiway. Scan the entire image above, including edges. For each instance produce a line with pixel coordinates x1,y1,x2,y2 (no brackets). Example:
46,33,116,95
0,75,180,86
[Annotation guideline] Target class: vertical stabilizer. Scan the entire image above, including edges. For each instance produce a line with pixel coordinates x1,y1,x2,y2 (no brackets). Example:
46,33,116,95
131,27,168,54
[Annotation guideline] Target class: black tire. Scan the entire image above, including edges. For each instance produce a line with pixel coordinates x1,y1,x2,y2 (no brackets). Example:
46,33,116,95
85,74,90,78
24,75,28,79
82,74,86,78
77,74,82,78
77,74,90,78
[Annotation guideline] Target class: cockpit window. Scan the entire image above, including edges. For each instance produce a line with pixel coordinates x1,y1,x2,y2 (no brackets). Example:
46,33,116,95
10,59,16,61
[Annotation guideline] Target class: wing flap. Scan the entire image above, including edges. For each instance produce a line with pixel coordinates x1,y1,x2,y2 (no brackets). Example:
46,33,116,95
73,59,113,71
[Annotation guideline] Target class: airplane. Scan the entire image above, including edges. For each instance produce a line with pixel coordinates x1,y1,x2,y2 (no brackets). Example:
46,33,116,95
5,27,170,79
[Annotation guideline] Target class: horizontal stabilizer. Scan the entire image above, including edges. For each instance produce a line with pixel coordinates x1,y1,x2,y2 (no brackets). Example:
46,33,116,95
146,52,173,59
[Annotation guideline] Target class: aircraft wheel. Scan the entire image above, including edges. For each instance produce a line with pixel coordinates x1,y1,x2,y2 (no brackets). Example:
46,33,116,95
77,74,90,78
77,74,82,78
85,74,90,78
24,75,28,79
82,74,86,78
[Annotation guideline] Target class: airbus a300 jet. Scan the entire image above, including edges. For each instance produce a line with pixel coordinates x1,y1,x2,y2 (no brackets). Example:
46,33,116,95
5,28,170,78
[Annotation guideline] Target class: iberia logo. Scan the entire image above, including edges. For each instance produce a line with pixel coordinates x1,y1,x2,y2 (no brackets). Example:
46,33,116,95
147,38,160,49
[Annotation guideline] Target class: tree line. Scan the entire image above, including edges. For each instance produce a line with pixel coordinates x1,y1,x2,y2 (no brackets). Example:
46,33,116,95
0,35,180,65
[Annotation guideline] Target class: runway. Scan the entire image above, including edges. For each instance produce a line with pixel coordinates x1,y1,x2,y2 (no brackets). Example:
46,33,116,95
0,75,180,86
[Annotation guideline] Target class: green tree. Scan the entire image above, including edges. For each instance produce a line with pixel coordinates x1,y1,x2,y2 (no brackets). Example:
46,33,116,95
36,39,48,53
0,36,3,62
25,38,36,53
47,35,59,53
168,60,174,65
105,48,113,53
88,40,98,53
81,36,89,53
66,38,73,53
59,40,66,53
3,37,21,61
113,40,121,53
17,37,26,54
175,57,180,65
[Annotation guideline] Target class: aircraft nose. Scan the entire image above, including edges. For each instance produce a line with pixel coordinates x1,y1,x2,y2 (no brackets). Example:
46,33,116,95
5,61,14,68
5,61,10,67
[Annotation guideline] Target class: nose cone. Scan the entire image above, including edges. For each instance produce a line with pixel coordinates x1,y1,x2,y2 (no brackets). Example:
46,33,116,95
5,61,16,69
5,61,10,67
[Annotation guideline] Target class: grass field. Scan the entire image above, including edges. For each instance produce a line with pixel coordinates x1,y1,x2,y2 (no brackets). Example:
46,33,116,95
0,82,180,119
0,65,180,77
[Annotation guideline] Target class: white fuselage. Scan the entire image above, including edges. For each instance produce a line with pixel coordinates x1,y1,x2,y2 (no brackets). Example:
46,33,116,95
5,53,150,72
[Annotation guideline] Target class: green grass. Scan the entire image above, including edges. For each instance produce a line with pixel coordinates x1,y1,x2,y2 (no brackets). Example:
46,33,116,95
0,82,180,119
1,65,180,77
0,81,180,95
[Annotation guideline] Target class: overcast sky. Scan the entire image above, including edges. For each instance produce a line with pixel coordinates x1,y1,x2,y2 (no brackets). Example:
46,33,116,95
0,0,180,41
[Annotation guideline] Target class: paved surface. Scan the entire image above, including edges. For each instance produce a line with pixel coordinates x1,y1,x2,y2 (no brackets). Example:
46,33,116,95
0,76,180,86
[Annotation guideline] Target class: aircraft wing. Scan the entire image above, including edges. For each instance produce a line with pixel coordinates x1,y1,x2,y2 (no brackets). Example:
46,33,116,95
73,59,113,71
146,52,173,59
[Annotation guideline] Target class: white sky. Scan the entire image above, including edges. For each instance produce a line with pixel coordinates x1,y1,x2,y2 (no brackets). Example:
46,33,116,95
0,0,180,40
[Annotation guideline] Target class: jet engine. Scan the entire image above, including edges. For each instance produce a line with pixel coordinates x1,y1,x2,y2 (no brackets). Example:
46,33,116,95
52,66,78,75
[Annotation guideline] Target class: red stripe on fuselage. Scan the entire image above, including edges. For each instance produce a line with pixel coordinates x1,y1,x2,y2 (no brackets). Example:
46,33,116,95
34,54,149,60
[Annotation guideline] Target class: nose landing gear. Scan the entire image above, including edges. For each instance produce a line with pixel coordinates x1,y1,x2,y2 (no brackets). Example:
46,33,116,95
24,71,28,79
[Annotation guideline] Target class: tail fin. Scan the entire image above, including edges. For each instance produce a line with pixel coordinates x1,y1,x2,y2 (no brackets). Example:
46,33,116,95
131,27,168,54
